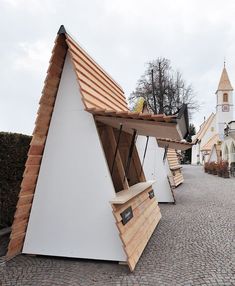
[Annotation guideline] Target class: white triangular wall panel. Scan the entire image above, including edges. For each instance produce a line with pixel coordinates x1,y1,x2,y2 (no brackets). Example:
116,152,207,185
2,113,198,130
23,53,126,261
136,136,174,203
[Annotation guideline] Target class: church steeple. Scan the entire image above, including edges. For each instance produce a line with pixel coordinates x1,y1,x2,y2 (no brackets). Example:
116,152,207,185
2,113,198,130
215,64,234,139
217,66,233,92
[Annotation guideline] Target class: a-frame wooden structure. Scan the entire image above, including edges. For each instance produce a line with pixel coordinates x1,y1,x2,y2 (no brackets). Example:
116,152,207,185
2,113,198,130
7,26,189,271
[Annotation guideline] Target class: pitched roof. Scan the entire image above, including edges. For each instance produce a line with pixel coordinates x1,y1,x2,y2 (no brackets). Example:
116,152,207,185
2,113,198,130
201,134,220,151
217,67,233,92
193,113,215,142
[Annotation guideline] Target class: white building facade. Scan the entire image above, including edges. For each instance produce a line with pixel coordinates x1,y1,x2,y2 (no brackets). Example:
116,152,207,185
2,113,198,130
192,66,234,165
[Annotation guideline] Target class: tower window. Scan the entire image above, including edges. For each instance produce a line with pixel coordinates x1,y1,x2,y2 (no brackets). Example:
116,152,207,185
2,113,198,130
223,93,228,102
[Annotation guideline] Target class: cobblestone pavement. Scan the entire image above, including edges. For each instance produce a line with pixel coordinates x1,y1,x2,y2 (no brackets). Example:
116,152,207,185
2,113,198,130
0,166,234,286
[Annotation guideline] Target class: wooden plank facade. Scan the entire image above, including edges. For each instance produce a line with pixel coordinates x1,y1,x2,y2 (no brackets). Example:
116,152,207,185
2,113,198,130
167,149,184,187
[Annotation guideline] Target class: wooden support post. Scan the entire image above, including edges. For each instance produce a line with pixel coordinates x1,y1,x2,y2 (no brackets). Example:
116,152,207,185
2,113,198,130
106,126,129,190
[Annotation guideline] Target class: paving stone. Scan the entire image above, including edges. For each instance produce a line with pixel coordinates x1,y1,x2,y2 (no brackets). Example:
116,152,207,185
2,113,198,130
0,166,234,286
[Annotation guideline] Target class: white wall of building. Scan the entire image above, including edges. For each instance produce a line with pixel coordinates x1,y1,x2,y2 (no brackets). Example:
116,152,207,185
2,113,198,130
222,136,235,165
200,116,217,147
23,53,126,261
136,137,174,203
216,90,234,140
191,116,217,165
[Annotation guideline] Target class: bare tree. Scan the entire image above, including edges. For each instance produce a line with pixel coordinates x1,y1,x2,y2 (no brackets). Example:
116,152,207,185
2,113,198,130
129,58,199,116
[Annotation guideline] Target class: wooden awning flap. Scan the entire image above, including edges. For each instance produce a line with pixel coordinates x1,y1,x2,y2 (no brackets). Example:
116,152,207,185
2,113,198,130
157,138,193,151
86,108,185,140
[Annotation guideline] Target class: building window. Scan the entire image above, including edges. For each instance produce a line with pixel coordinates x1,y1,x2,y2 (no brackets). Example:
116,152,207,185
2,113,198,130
223,93,228,102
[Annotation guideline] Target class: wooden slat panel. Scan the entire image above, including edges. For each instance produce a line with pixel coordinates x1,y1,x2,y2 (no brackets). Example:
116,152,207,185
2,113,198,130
19,187,35,196
11,219,28,233
79,83,120,111
26,155,42,166
67,37,125,96
67,50,128,110
167,148,184,188
17,195,34,207
14,204,32,219
39,94,56,107
80,90,108,110
10,223,27,240
78,74,126,111
125,206,160,257
128,211,161,271
30,134,46,147
69,48,126,102
37,104,53,117
121,201,159,246
112,188,161,272
116,194,155,234
32,124,48,136
72,61,127,109
11,211,31,226
28,145,44,156
23,165,40,177
7,234,25,254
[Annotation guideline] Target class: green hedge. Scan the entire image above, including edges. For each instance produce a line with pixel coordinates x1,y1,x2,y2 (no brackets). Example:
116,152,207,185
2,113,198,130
0,132,31,229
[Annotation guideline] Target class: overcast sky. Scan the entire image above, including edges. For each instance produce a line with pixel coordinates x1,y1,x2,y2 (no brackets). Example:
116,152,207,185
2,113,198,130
1,0,235,135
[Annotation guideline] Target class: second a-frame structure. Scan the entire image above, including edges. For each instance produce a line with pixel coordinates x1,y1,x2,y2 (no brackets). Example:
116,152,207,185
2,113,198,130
136,104,192,202
7,26,189,271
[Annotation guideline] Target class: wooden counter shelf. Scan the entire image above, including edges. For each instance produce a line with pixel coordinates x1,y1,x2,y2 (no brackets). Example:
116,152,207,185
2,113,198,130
110,180,156,204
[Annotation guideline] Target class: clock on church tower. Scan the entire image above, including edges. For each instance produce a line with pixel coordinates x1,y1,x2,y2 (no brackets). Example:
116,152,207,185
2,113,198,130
222,104,230,112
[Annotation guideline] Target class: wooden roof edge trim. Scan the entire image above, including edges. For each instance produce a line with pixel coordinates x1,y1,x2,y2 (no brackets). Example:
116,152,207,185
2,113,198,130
157,138,193,145
85,108,178,122
65,34,124,93
6,33,68,260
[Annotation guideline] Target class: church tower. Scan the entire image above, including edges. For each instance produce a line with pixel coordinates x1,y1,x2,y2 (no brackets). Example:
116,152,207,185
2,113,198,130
216,64,233,139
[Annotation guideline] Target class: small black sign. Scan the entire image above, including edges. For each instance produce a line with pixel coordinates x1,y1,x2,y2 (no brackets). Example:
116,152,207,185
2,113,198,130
121,206,133,225
148,190,155,199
